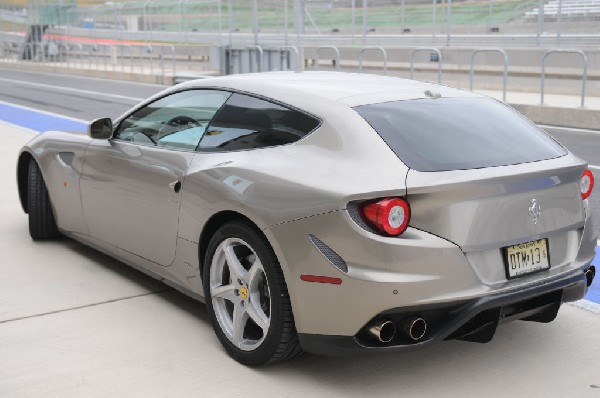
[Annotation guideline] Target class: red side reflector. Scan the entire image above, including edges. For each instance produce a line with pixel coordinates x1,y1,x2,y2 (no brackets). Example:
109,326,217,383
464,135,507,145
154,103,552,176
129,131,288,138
300,275,342,285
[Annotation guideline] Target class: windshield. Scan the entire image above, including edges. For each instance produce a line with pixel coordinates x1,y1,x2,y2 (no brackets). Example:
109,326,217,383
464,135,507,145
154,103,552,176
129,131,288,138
354,97,567,172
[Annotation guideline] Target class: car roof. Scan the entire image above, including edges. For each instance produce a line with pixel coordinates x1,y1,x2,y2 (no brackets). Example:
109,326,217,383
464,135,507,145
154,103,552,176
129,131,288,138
181,71,483,107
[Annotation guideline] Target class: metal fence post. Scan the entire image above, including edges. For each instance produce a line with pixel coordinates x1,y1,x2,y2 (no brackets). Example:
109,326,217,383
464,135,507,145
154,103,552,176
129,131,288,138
246,45,263,72
358,46,388,75
541,50,588,107
140,44,154,74
469,48,509,102
167,44,176,76
280,45,301,72
315,46,340,71
410,47,442,83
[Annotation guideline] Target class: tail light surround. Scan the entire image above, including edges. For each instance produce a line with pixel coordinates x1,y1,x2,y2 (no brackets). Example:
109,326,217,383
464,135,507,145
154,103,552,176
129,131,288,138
360,197,411,236
581,169,594,200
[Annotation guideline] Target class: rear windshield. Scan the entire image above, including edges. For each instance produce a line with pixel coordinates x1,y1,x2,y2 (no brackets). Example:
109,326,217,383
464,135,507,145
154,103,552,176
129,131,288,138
354,97,567,172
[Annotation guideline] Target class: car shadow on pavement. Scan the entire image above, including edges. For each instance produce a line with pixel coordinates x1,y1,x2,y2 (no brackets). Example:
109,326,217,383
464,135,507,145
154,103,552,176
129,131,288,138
61,235,211,318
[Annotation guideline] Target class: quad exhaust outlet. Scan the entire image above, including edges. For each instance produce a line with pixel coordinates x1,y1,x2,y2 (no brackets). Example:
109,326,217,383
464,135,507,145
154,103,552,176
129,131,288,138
366,317,428,343
585,265,596,287
367,320,396,343
401,317,427,341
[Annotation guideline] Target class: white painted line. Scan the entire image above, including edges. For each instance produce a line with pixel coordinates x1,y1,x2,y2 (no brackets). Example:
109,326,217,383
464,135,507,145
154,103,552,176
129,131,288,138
0,77,145,103
569,300,600,315
539,124,600,135
0,99,89,124
588,165,600,171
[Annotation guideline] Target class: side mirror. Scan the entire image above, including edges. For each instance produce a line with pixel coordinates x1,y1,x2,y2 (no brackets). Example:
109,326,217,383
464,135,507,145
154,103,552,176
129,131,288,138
88,118,113,139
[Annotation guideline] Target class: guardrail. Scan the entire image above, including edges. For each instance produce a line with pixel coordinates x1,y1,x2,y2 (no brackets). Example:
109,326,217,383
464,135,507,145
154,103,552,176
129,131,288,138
541,49,588,107
470,48,509,102
1,40,595,107
410,47,442,83
358,46,387,75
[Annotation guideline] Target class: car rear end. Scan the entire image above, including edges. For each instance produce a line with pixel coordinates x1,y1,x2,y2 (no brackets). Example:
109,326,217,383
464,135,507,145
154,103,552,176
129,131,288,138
274,93,596,355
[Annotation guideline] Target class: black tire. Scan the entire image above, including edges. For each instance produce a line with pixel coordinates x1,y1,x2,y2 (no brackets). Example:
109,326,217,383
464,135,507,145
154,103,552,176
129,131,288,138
27,158,60,240
203,221,302,366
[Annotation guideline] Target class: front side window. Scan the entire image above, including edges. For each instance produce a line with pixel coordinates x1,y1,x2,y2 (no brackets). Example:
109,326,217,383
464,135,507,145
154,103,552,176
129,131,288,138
198,93,320,152
355,97,567,172
114,90,231,151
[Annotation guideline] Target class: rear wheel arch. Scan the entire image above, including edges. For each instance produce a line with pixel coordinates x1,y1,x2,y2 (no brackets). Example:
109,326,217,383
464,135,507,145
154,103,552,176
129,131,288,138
199,211,268,280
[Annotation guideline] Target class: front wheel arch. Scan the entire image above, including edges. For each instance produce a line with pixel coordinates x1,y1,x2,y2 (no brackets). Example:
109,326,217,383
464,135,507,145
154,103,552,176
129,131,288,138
17,151,34,214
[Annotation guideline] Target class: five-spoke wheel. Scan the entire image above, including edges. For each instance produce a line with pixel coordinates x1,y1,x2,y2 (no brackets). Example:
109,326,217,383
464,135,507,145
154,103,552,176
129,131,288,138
203,222,301,365
210,237,271,351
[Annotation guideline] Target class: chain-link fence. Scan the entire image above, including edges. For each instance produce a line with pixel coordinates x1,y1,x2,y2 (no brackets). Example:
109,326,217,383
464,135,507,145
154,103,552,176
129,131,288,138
1,0,599,46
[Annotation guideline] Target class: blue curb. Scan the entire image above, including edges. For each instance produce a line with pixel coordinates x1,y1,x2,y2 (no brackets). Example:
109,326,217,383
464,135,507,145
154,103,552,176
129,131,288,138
0,102,87,133
585,249,599,303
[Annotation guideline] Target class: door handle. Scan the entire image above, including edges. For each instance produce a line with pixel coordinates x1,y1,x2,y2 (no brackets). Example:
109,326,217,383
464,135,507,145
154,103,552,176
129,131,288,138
169,180,182,193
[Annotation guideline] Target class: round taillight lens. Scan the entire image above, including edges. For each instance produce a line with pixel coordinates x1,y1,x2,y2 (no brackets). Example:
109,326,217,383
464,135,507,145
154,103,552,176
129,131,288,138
581,169,594,200
360,197,411,236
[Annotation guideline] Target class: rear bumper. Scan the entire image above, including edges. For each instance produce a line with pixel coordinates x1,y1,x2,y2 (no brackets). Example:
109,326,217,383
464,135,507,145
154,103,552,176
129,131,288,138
298,266,591,356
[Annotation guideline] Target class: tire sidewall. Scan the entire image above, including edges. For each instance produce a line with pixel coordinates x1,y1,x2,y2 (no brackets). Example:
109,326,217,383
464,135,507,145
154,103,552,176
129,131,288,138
203,221,289,366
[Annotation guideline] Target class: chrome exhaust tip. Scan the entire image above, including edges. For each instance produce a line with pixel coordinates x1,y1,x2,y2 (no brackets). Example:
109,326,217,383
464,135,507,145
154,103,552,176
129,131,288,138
402,317,427,341
367,320,396,343
585,265,596,288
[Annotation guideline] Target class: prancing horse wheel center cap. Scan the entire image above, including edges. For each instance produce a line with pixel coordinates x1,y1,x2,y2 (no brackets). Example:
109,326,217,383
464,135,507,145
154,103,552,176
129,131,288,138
239,287,248,301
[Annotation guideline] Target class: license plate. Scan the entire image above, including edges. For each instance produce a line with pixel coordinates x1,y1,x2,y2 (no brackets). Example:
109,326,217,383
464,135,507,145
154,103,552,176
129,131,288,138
503,239,550,279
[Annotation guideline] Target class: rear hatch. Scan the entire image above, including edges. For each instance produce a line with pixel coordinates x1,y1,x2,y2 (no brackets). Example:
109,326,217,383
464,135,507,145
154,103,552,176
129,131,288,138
355,96,587,284
406,161,585,252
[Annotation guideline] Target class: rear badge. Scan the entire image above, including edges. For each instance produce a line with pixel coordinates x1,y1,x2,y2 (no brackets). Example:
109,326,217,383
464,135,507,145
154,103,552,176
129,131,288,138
529,198,541,224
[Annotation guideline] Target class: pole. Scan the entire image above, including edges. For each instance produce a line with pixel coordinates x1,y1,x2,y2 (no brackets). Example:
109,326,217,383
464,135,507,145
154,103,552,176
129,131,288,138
293,0,305,38
556,0,562,45
218,0,222,38
432,0,436,37
351,0,356,39
284,0,289,45
446,0,452,45
228,0,233,46
362,0,367,42
536,0,543,46
252,0,258,45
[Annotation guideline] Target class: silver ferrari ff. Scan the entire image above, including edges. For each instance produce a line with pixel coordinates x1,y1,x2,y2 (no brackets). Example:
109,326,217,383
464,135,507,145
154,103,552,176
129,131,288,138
16,72,597,365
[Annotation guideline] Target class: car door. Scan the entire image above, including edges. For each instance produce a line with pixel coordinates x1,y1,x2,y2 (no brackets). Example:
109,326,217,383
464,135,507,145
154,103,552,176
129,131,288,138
80,89,231,266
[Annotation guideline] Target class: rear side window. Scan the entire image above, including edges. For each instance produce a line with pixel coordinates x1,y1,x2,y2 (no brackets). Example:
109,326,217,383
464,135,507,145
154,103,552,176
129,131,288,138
198,93,319,152
355,97,567,172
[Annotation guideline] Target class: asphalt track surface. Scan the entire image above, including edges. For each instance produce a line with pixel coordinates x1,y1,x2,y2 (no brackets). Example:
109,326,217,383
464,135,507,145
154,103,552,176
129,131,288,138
0,68,599,396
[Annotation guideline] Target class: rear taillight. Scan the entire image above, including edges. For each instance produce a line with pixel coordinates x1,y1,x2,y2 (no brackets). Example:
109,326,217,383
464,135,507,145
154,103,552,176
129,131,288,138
581,169,594,200
360,197,410,236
